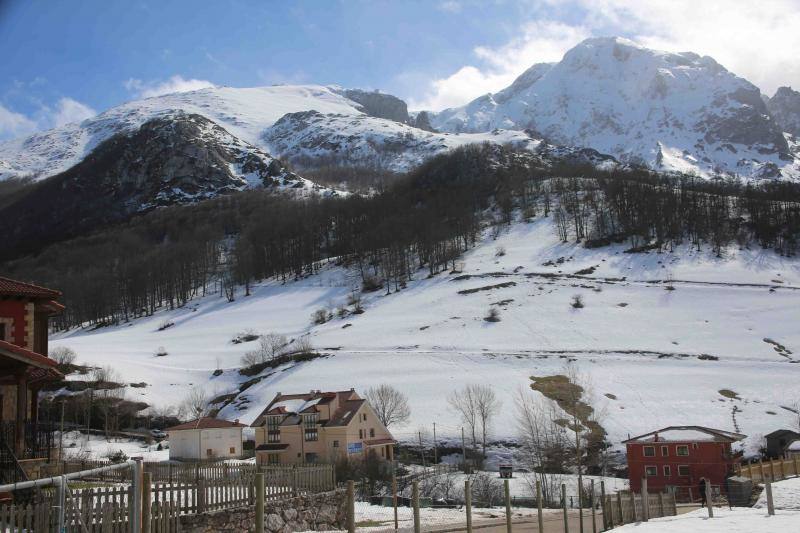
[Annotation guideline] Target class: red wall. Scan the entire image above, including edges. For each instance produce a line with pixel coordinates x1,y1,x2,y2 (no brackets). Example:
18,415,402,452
0,299,28,347
627,441,737,494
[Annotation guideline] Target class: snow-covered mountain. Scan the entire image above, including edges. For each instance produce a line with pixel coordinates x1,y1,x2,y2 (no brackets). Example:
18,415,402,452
767,86,800,137
429,37,799,180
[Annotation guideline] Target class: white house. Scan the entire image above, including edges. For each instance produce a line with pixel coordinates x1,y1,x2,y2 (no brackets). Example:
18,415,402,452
166,417,246,461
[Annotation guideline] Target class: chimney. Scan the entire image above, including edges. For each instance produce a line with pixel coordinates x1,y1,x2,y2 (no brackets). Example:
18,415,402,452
654,432,659,442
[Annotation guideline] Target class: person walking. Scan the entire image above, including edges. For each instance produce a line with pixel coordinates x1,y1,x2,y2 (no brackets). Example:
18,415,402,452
698,477,708,507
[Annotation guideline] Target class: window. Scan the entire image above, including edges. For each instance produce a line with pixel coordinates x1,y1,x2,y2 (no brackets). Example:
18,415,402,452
692,443,698,449
0,323,5,341
645,466,657,477
267,453,280,465
333,440,339,448
267,416,281,442
678,465,690,476
663,465,671,477
676,445,689,456
661,446,669,457
643,446,655,457
303,414,319,441
369,428,375,438
305,453,318,464
362,413,367,421
206,449,213,457
359,429,363,439
229,447,236,454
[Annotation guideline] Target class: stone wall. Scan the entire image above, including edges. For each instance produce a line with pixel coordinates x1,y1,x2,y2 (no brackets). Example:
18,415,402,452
179,489,347,533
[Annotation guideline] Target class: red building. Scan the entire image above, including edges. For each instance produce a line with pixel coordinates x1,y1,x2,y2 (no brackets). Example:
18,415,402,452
0,277,64,484
624,426,745,498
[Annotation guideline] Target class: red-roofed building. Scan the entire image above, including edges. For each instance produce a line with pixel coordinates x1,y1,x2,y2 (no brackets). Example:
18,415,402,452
166,417,246,460
0,277,64,484
251,389,395,465
624,426,745,500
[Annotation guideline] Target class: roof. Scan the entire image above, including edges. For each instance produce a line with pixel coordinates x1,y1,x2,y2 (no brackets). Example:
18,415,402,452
0,339,59,370
765,429,800,439
166,417,246,431
252,389,365,428
255,443,290,451
0,277,61,299
623,426,746,444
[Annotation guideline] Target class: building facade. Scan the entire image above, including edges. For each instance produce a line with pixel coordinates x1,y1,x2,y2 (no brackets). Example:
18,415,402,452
166,417,246,460
0,277,63,484
251,389,395,465
624,426,745,497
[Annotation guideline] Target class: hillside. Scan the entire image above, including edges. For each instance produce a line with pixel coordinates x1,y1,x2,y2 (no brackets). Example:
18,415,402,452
429,37,799,180
49,213,800,453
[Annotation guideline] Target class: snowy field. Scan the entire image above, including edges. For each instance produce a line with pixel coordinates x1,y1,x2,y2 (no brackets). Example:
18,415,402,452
614,507,800,533
51,216,800,453
60,431,169,461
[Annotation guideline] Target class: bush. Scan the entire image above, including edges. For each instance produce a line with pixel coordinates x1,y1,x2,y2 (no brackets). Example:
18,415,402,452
157,320,175,331
154,346,168,357
312,308,329,325
241,333,288,366
106,450,129,463
571,295,584,309
361,275,383,292
484,307,501,322
495,246,506,257
50,346,77,366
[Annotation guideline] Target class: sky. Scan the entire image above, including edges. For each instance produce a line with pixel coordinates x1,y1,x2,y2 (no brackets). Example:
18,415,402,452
1,0,800,141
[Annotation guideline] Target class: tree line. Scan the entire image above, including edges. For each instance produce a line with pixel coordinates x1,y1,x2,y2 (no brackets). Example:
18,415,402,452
3,143,800,330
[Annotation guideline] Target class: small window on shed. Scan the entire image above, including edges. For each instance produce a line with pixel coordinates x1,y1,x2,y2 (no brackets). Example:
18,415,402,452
676,445,689,456
645,466,657,476
643,446,656,457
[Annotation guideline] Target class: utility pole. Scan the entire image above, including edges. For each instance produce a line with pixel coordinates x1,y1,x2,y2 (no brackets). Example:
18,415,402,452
418,432,426,468
433,423,438,464
574,409,584,533
59,399,65,462
461,427,468,474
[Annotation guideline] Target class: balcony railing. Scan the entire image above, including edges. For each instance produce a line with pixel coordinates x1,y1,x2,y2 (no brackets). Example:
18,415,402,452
0,421,54,461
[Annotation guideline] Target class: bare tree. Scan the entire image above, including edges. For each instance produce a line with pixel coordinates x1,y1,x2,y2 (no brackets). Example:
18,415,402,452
365,384,411,428
449,384,500,459
50,346,77,366
474,385,501,458
180,385,208,420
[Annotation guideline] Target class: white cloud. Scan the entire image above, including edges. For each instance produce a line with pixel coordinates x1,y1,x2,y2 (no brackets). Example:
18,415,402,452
0,103,38,140
51,97,96,127
411,0,800,111
124,75,215,98
438,1,462,13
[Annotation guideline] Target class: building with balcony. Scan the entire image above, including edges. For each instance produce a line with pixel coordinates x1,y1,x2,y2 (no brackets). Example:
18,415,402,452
251,389,395,465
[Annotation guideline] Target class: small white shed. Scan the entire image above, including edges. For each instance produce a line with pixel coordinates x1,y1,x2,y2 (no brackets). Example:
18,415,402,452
166,417,246,461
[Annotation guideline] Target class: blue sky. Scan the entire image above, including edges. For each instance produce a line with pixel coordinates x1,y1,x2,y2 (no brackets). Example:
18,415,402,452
1,0,799,140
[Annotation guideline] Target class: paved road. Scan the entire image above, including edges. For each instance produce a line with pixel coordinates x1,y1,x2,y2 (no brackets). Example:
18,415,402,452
430,505,702,533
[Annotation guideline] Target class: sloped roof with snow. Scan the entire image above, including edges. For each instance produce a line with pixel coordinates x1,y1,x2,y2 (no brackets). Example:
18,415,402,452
624,426,746,443
252,389,364,427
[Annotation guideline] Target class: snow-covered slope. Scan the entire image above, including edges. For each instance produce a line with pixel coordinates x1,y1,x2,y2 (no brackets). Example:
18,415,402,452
0,85,364,182
429,37,799,180
50,215,800,453
265,110,540,171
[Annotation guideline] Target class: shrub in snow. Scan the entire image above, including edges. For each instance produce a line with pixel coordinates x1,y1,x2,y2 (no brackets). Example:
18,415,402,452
106,450,128,463
312,308,329,325
232,329,260,344
361,275,383,292
484,307,501,322
495,246,506,257
50,346,77,366
157,320,175,331
155,346,168,357
571,295,584,309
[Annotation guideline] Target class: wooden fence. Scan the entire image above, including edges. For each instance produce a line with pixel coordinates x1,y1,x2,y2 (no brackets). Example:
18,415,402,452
1,463,334,532
42,460,258,483
737,456,800,483
602,491,677,527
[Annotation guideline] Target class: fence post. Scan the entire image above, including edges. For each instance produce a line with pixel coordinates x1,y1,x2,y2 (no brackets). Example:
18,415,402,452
393,474,399,532
778,458,785,480
132,457,143,533
504,479,512,533
641,478,648,522
536,480,543,533
705,479,713,518
55,475,66,533
616,492,622,526
599,481,606,531
347,480,355,533
562,483,569,533
628,490,636,522
412,481,421,533
590,479,596,533
255,473,265,533
142,471,152,533
765,481,775,516
465,479,473,533
658,492,664,517
795,456,799,478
